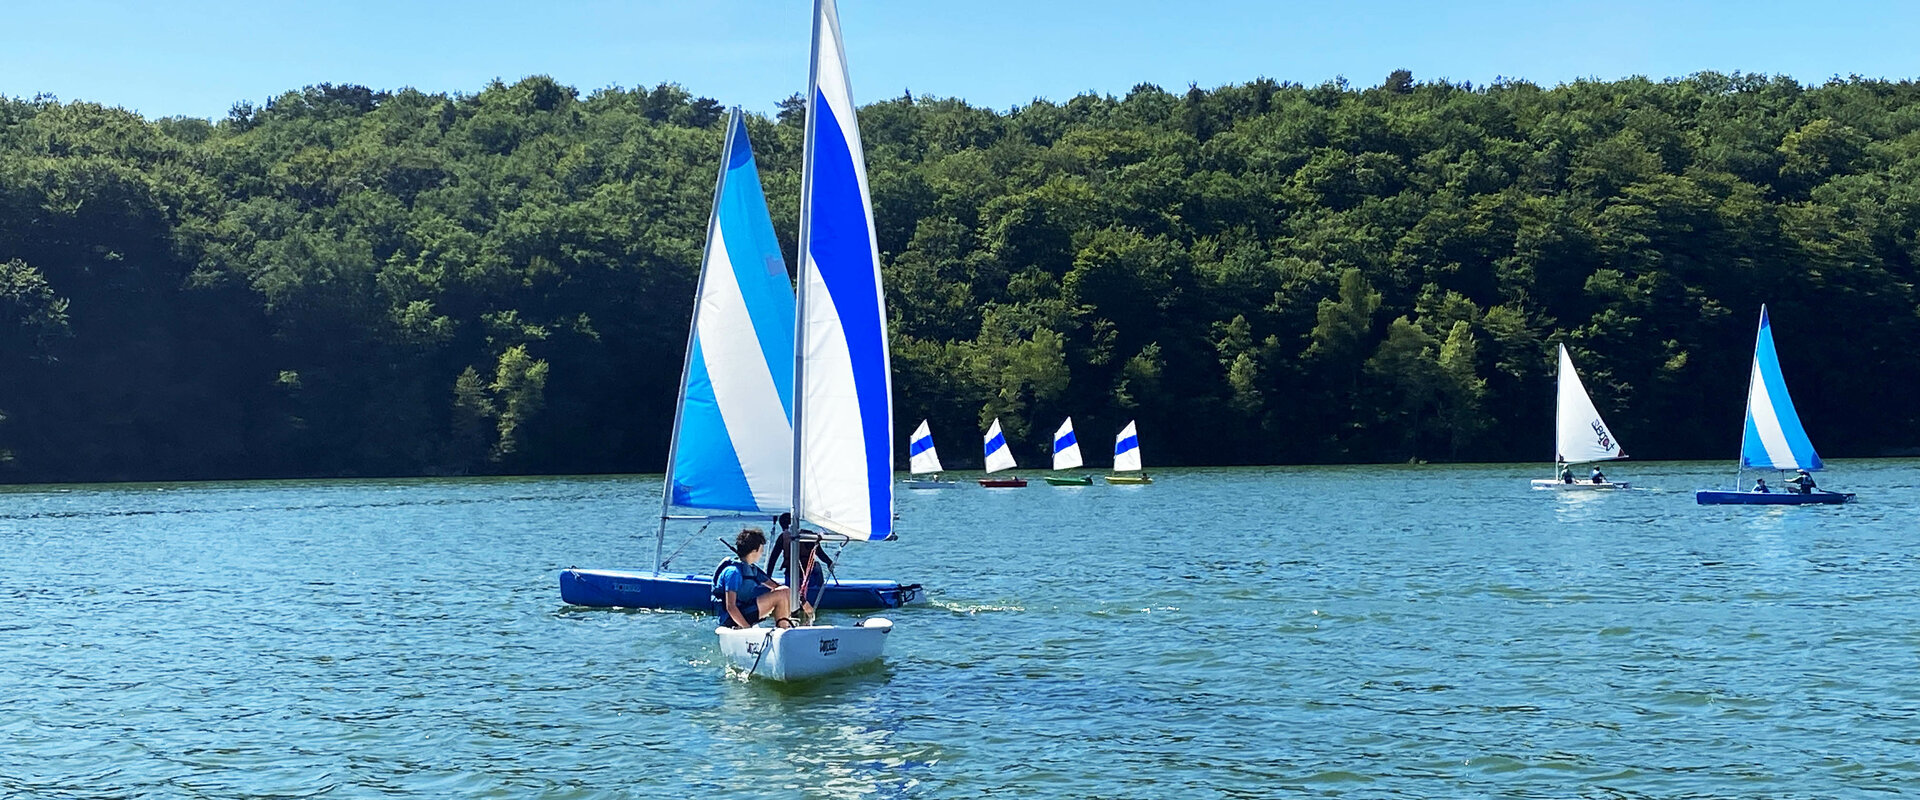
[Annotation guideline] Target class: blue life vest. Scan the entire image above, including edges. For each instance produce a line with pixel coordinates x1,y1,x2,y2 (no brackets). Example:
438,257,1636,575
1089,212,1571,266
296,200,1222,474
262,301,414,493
710,559,770,603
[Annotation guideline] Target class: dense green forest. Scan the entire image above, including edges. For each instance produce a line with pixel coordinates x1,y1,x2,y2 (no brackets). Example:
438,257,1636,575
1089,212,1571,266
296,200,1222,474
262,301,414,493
2,70,1918,482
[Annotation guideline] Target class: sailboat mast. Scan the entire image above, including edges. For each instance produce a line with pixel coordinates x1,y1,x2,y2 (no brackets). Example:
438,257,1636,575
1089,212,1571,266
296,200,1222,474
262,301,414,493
787,0,827,595
1552,343,1563,477
1735,306,1765,490
656,107,743,570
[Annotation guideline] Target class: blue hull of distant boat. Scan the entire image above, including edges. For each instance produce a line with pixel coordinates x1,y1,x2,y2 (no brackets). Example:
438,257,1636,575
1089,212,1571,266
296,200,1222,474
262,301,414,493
1695,490,1855,505
558,568,921,610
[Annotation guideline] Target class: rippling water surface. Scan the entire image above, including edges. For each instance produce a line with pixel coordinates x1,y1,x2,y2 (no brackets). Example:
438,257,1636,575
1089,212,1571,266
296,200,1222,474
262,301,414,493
4,461,1919,797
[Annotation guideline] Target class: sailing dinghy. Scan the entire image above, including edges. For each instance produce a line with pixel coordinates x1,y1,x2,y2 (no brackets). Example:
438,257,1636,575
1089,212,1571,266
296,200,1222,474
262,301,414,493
1104,421,1152,484
979,418,1027,487
558,110,917,612
903,420,957,488
1531,344,1630,490
1696,306,1854,505
1044,417,1091,485
717,0,898,680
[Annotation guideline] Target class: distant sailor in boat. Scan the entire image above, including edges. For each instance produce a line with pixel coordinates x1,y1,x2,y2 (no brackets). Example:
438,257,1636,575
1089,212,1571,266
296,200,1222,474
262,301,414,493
1753,478,1770,493
714,528,795,630
1590,466,1607,484
1559,462,1574,484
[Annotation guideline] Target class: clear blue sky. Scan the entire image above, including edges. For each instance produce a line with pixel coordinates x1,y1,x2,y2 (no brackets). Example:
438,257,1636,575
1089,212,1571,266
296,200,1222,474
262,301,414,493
4,0,1916,120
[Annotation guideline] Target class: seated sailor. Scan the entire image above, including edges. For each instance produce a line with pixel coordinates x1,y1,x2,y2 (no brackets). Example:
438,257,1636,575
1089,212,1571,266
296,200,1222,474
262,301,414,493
1753,477,1770,493
1785,469,1818,494
1559,462,1574,484
1589,466,1606,484
713,527,793,629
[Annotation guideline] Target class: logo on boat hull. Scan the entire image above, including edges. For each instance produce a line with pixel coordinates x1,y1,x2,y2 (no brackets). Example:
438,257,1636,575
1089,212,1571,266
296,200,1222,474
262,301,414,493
818,638,839,655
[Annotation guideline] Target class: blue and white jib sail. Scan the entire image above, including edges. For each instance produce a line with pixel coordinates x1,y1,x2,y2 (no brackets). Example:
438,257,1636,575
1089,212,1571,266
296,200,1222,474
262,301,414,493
1114,421,1142,472
1740,305,1823,471
666,111,795,513
908,419,943,474
795,0,893,541
1052,418,1083,470
983,419,1017,473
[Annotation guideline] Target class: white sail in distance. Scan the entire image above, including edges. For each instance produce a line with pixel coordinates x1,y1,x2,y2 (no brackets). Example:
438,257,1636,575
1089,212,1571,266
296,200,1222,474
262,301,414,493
983,419,1017,473
1555,344,1625,465
1052,418,1083,470
1114,421,1143,472
908,419,943,474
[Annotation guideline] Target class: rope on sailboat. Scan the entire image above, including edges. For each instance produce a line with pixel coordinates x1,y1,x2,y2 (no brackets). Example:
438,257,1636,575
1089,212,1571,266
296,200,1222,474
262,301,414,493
659,520,715,570
746,627,777,679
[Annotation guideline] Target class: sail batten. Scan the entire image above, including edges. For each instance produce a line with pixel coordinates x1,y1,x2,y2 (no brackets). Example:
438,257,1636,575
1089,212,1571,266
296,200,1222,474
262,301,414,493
1554,344,1625,465
794,0,892,541
1740,306,1823,471
665,112,795,515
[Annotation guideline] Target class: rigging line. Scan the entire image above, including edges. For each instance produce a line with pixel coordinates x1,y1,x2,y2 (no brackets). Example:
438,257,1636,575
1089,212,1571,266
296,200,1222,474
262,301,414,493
746,628,777,679
659,520,715,570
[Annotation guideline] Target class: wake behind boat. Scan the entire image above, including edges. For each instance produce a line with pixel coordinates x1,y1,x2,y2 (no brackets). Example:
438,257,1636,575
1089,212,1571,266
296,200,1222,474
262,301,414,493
1531,344,1630,491
1696,306,1854,506
717,0,897,681
559,109,916,612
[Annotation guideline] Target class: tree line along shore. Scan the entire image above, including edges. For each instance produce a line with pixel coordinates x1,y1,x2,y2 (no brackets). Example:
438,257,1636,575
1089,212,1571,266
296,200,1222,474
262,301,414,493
1,70,1917,482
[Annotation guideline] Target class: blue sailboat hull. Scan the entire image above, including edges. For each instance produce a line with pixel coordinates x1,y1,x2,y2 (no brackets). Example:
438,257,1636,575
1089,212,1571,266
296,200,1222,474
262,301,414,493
558,568,921,610
1694,490,1855,505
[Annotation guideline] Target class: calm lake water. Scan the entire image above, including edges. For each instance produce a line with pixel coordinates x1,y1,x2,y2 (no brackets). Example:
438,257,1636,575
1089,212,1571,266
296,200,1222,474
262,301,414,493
4,460,1918,798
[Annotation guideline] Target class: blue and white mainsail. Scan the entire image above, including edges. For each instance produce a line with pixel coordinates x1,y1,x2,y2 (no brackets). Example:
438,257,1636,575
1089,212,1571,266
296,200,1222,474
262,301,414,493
794,0,893,541
663,111,795,516
983,419,1017,473
1739,305,1823,471
1114,421,1143,472
1052,418,1083,470
908,419,943,474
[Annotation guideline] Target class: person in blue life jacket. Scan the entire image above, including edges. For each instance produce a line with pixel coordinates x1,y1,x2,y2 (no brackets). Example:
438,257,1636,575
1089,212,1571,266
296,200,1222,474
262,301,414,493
1589,466,1606,484
1753,477,1770,493
714,527,794,629
1785,469,1818,494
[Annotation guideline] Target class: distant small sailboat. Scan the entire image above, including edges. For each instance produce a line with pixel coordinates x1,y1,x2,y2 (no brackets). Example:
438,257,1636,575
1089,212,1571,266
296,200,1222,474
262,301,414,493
979,418,1027,487
1104,421,1152,484
903,420,957,489
1531,343,1630,490
1044,417,1091,485
558,109,914,612
716,0,901,680
1696,306,1854,505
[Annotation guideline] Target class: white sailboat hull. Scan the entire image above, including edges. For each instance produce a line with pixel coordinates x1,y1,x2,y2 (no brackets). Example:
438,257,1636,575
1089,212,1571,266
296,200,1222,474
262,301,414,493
1531,479,1630,491
902,478,959,489
717,618,892,681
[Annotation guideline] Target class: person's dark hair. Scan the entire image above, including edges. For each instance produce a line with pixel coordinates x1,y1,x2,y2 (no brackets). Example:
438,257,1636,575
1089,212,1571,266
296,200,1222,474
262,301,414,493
734,527,767,558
